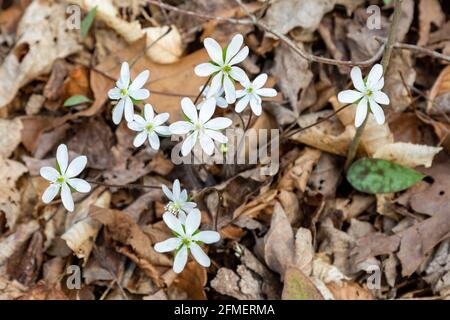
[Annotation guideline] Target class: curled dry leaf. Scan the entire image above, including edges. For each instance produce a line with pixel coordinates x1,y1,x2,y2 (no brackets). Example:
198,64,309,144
0,220,39,266
211,266,263,300
143,26,183,64
373,142,442,168
0,0,81,109
427,65,450,115
326,281,374,300
0,119,22,158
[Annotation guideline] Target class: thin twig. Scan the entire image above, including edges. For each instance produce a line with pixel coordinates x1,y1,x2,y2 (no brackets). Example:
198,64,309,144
194,76,212,105
86,179,161,190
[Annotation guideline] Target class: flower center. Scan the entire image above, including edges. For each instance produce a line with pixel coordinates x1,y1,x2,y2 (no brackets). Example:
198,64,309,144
222,65,232,73
56,176,66,184
181,237,191,247
165,202,181,214
247,87,254,93
194,122,203,130
120,88,128,96
365,89,373,97
145,123,154,132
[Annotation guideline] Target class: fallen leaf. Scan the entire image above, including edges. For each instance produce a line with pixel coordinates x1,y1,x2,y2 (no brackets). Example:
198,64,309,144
417,0,445,47
326,281,374,300
143,25,183,64
373,142,442,168
0,118,22,157
281,267,324,300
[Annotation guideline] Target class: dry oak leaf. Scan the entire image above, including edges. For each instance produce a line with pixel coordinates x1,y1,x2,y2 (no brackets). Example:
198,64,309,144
0,118,22,158
0,0,81,109
373,142,442,168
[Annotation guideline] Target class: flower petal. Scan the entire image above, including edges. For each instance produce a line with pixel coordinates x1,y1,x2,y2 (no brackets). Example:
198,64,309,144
129,89,150,100
173,245,188,273
225,34,244,64
181,97,198,122
208,73,223,97
249,95,262,116
112,99,125,125
127,120,144,132
61,183,74,212
199,98,216,124
229,46,249,66
372,91,390,105
162,212,184,235
148,132,160,150
350,66,365,92
371,77,385,92
204,117,232,130
153,113,169,126
170,121,194,135
185,209,201,236
118,62,130,89
205,129,228,143
337,90,363,104
369,98,385,125
108,87,121,100
229,66,248,84
194,63,220,77
40,167,59,182
56,144,68,174
67,178,91,193
366,64,383,89
129,70,149,91
256,88,277,98
216,97,228,108
181,131,198,156
223,76,236,104
124,96,134,123
172,179,181,200
42,184,60,204
204,38,223,64
355,97,368,128
66,156,87,178
235,95,249,113
190,243,211,267
154,237,182,253
162,184,173,200
193,231,220,244
252,73,268,89
133,131,147,147
200,133,215,155
143,103,154,121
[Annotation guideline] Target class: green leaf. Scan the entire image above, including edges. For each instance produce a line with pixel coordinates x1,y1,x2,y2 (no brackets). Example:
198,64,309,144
282,268,324,300
81,6,97,38
383,0,392,5
63,95,92,107
347,158,425,194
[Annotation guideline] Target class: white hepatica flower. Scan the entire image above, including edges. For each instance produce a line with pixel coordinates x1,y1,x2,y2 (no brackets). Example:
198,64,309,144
337,64,390,127
154,209,220,273
197,85,228,110
169,97,232,156
162,179,197,223
40,144,91,212
127,103,170,150
194,34,249,104
108,62,150,125
236,73,277,116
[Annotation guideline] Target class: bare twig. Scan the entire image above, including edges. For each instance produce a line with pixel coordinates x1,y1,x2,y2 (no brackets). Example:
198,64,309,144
86,179,160,190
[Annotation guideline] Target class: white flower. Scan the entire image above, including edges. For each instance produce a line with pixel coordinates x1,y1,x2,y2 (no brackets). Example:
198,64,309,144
235,73,277,116
40,144,91,212
194,34,249,104
127,104,170,150
108,62,150,125
162,179,197,223
197,85,228,110
154,209,220,273
337,64,390,127
169,97,232,156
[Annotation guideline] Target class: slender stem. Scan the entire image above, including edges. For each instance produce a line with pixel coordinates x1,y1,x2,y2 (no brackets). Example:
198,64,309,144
344,0,403,171
194,76,212,105
86,179,161,190
244,112,253,131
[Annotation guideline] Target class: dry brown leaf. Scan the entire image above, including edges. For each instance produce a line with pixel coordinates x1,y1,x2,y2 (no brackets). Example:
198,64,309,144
417,0,445,47
169,261,207,300
0,118,22,157
211,266,263,300
326,281,374,300
0,220,39,266
143,26,183,64
18,281,68,300
373,142,442,168
0,276,28,299
428,65,450,115
0,0,81,109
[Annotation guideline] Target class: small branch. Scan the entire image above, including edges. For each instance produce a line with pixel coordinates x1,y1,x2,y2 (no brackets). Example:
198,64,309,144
86,179,161,190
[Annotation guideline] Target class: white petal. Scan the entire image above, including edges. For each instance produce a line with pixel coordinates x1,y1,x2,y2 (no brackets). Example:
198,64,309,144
350,66,365,92
154,125,171,136
162,184,173,200
194,63,220,77
337,90,363,104
208,73,223,97
177,211,187,224
129,89,150,100
129,70,149,91
204,38,224,64
372,91,390,105
235,95,249,113
185,209,201,236
205,129,228,143
193,231,220,244
112,99,125,125
249,95,262,116
369,98,385,125
252,73,268,89
225,34,244,64
61,183,74,212
200,133,215,155
66,156,87,178
180,189,188,202
40,167,59,182
148,132,160,150
172,179,181,201
154,237,182,253
229,67,248,83
173,245,188,273
199,98,216,124
229,46,249,66
133,114,146,126
118,62,130,89
181,132,198,156
181,97,198,122
223,76,236,104
189,243,211,267
366,64,383,89
127,120,144,132
153,113,169,126
371,77,385,92
216,97,228,108
133,131,147,147
170,121,194,135
67,178,91,193
56,144,68,174
124,97,134,122
204,117,232,130
42,184,60,204
355,97,368,128
108,87,121,100
143,103,154,121
162,212,184,235
256,88,277,98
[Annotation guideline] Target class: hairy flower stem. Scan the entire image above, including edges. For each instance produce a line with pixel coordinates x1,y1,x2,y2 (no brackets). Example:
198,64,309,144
344,0,403,171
